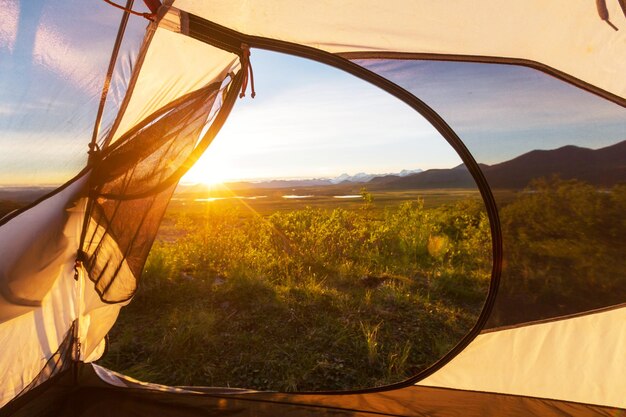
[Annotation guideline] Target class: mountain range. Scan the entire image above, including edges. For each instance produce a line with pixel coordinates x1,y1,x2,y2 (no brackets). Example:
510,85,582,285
481,140,626,188
367,140,626,190
180,168,424,192
4,142,623,207
178,140,625,194
330,169,423,184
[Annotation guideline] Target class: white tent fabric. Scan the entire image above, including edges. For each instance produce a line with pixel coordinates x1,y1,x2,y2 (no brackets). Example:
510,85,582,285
417,305,626,408
0,176,127,407
109,18,238,144
175,0,626,101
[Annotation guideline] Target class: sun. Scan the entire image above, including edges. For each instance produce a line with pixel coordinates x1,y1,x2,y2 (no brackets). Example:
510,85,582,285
182,154,230,186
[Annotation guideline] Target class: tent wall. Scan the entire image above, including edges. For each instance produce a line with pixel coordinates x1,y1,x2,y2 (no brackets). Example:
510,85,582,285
108,11,238,144
0,175,127,407
0,6,243,405
417,304,626,408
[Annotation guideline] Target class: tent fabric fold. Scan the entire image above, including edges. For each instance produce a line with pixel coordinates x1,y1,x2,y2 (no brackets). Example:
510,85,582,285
175,0,626,103
417,304,626,409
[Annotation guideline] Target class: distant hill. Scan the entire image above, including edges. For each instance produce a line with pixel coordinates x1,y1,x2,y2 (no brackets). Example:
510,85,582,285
483,140,626,188
330,169,422,184
368,164,480,190
370,140,626,190
227,178,333,190
0,187,54,203
0,187,55,219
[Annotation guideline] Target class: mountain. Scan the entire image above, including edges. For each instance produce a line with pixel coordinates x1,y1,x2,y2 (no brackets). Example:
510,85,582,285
329,169,422,184
0,187,56,219
177,179,333,194
177,141,626,194
373,140,626,190
369,164,477,190
228,178,333,189
0,187,55,203
483,140,626,188
399,169,423,177
177,168,425,193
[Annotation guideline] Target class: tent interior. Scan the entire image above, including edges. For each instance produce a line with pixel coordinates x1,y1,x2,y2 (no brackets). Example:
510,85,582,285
0,1,625,416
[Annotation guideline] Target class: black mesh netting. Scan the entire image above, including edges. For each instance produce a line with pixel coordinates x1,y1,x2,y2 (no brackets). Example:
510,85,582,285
352,58,626,328
80,80,232,303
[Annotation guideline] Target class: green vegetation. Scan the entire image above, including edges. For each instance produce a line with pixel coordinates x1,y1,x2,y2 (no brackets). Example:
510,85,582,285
101,178,626,390
101,193,491,391
3,177,617,391
489,178,626,326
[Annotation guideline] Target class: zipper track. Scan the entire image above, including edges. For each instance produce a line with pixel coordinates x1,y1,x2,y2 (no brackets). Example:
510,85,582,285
183,12,503,396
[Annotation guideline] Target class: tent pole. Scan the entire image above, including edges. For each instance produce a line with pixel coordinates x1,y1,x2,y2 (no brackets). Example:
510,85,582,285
88,0,135,164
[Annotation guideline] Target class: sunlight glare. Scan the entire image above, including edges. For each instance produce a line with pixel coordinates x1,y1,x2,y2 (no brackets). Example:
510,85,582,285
183,169,223,186
182,151,230,185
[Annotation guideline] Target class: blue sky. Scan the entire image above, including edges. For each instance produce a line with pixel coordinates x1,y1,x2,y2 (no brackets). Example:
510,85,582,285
1,2,625,186
359,60,626,165
185,52,626,184
184,51,461,184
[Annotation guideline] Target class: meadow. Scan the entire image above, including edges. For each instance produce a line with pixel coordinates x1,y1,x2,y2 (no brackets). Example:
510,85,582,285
100,187,492,391
2,178,619,392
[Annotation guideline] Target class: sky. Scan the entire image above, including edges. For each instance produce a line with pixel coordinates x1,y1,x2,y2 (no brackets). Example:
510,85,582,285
359,60,626,165
1,1,625,186
184,52,626,184
182,51,461,184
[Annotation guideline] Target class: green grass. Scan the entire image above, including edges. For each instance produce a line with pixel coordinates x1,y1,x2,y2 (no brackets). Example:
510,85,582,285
100,191,492,391
99,178,626,391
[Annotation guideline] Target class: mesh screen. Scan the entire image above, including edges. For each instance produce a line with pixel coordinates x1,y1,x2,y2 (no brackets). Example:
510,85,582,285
353,58,626,328
81,81,228,303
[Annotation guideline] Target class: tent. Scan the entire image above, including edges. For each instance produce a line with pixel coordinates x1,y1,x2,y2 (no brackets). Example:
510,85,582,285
1,0,625,415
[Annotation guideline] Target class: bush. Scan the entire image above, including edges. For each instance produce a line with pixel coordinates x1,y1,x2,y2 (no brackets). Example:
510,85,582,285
101,197,492,391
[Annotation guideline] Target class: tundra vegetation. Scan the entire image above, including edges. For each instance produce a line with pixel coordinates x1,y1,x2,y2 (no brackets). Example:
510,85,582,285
0,178,612,391
101,189,492,391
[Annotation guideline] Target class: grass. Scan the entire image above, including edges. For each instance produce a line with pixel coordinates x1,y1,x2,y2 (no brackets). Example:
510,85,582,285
100,191,492,391
5,178,620,391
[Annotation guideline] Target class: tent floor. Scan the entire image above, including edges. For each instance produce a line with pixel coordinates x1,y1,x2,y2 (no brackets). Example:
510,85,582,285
1,363,620,417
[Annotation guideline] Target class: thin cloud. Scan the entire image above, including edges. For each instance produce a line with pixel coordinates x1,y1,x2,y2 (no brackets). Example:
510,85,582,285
0,0,18,53
357,60,626,134
33,23,103,96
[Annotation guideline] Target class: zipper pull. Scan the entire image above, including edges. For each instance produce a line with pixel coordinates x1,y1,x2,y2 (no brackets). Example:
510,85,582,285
239,43,257,99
